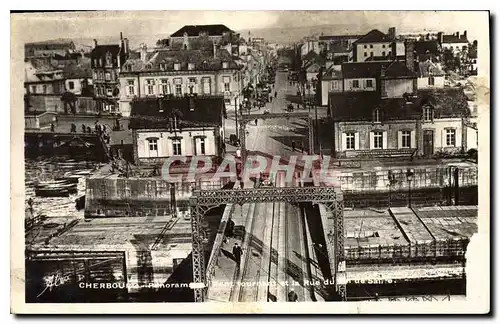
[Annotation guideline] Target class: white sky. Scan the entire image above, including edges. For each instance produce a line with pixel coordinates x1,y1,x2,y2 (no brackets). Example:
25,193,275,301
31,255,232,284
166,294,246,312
12,11,488,44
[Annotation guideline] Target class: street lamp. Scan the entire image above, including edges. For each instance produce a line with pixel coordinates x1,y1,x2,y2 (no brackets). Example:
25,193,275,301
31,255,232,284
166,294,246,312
387,170,397,208
406,169,414,208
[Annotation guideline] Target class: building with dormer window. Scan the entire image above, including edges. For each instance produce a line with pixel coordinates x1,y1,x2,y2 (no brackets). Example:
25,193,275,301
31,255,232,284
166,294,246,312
118,46,243,117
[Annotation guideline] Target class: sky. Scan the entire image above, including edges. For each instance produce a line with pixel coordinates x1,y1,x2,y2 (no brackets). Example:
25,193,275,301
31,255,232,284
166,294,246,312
11,11,488,46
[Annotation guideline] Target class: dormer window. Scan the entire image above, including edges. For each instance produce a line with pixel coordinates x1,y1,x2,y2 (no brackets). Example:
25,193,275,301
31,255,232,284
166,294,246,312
174,63,181,71
373,108,381,123
202,61,208,69
146,64,152,70
423,106,434,122
222,62,229,69
188,63,195,71
159,63,167,71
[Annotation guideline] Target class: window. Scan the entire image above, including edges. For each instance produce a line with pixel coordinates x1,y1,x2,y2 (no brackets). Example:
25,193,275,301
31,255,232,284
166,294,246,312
370,52,374,57
345,133,355,150
106,87,112,96
68,81,74,90
188,78,196,94
364,45,367,49
223,76,231,92
200,138,206,155
31,85,36,94
352,80,359,88
387,51,391,56
366,79,373,88
105,72,111,81
93,71,97,79
373,109,380,123
446,129,456,146
161,79,169,94
174,63,181,71
364,52,367,57
428,76,435,86
373,131,383,149
175,84,182,96
401,131,411,148
146,79,154,95
382,44,386,48
370,44,373,49
148,138,158,151
202,77,211,94
127,80,135,96
222,62,229,69
99,71,104,80
172,139,182,155
423,107,433,121
382,51,385,57
160,63,166,70
42,85,47,94
188,63,195,70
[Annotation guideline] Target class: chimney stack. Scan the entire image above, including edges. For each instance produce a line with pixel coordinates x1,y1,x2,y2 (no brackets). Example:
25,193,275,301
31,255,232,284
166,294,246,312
140,43,147,62
456,32,460,38
213,42,217,58
124,38,129,55
463,30,467,40
405,40,415,72
93,39,98,48
388,27,396,40
437,32,444,44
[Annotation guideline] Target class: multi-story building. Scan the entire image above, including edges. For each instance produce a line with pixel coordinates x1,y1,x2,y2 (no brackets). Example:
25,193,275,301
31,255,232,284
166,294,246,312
129,96,225,166
318,34,362,54
118,46,243,117
329,87,473,158
300,39,321,57
25,58,65,95
438,31,469,54
90,33,130,114
417,60,446,90
169,24,238,48
62,57,93,95
351,27,405,62
25,39,76,58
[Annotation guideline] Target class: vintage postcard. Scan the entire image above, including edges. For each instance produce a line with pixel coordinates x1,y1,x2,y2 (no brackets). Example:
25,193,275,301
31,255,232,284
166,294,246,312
10,10,490,314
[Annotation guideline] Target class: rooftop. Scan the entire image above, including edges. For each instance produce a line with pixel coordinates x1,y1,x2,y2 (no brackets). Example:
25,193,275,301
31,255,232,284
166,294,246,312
170,24,234,38
129,96,225,129
25,39,75,47
90,44,122,58
62,57,92,79
354,29,391,44
443,34,469,44
415,87,470,118
319,34,363,41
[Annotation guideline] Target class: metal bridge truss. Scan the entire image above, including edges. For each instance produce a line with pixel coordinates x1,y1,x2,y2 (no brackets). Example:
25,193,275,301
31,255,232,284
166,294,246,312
189,186,345,302
238,112,314,161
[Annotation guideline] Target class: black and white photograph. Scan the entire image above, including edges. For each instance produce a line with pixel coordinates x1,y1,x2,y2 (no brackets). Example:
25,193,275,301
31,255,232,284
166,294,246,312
10,10,490,314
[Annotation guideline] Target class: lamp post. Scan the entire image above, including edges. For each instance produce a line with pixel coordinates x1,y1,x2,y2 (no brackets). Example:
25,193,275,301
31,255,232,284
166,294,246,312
388,170,397,208
406,169,414,208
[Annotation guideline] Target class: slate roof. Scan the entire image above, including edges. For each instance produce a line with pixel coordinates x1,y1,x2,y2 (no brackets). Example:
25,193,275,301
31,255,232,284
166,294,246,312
321,66,343,80
170,24,234,37
414,40,440,56
442,34,468,44
129,96,225,129
27,58,59,72
414,88,470,118
90,45,121,58
122,49,239,72
329,92,421,122
384,60,418,78
354,29,391,44
341,62,383,79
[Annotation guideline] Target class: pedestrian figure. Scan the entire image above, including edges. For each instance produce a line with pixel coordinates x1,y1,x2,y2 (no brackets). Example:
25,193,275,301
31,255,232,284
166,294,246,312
225,219,235,238
82,124,86,133
291,140,296,152
87,126,92,134
232,243,243,268
255,119,258,126
50,123,55,132
70,123,76,133
300,143,304,153
288,289,298,302
274,91,277,98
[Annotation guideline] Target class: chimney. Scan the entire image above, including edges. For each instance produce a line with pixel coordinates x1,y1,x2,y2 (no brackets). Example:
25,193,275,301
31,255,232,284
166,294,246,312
437,32,444,44
124,38,129,55
93,39,98,48
120,32,123,41
140,43,147,62
388,27,396,40
405,40,415,72
463,30,467,40
456,32,460,38
213,42,217,58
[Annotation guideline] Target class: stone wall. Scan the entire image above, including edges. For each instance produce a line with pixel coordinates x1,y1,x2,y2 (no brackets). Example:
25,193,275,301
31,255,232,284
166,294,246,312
28,94,97,114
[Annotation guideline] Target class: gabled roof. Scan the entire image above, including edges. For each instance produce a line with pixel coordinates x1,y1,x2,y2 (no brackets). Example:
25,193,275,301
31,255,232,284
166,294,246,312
322,66,343,80
329,92,421,122
443,34,468,44
342,62,383,79
25,39,75,47
170,24,234,38
122,48,239,72
383,60,418,78
90,45,121,58
129,96,224,129
62,58,92,79
354,29,391,44
27,58,58,73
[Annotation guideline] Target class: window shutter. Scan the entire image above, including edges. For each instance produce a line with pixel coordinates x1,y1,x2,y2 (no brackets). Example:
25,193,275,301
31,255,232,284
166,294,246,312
167,84,171,95
397,131,402,149
369,132,374,150
221,83,224,93
382,131,387,149
410,130,416,148
144,84,148,95
144,140,149,157
341,133,347,151
354,132,360,150
195,83,199,94
441,129,444,147
157,83,162,94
